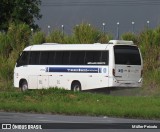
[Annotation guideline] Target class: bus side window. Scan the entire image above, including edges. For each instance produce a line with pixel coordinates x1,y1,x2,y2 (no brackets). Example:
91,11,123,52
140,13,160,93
85,51,101,65
40,51,49,65
101,51,109,65
70,51,85,65
62,51,70,65
16,51,29,67
55,51,63,65
29,51,40,65
48,51,55,65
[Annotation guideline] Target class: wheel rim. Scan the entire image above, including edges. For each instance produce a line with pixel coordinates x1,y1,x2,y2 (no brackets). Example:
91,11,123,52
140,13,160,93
73,85,80,91
22,84,28,91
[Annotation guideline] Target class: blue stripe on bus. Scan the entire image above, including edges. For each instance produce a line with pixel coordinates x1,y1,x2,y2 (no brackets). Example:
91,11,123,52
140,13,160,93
46,67,101,73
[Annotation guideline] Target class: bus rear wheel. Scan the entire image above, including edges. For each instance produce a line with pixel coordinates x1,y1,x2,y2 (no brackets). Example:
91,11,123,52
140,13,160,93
71,81,81,92
21,80,28,92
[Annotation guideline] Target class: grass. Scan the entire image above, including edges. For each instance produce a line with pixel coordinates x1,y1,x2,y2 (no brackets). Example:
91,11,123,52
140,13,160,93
141,69,160,96
0,88,160,119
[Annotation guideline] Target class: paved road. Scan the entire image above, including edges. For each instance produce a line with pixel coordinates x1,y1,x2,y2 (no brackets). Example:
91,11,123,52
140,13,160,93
0,112,159,132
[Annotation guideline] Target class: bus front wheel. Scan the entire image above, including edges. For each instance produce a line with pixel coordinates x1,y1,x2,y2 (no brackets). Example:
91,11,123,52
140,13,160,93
21,80,28,92
71,81,81,92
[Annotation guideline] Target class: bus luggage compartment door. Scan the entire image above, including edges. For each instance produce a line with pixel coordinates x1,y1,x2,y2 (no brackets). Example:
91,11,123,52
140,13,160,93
38,75,49,89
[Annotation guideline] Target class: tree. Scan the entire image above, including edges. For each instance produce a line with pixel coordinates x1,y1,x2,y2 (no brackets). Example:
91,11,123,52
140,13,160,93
0,0,42,31
73,23,101,43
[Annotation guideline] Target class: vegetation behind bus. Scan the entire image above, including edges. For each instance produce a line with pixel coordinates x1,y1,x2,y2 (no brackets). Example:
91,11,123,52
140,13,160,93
0,22,160,96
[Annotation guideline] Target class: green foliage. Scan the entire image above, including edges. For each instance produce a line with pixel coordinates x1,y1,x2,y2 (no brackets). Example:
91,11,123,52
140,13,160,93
0,23,31,58
0,56,13,90
138,28,160,71
45,24,113,44
101,34,113,43
152,26,160,46
139,29,154,48
1,88,160,119
31,31,46,45
121,32,138,44
73,23,101,43
46,30,65,43
142,45,160,71
0,22,31,90
7,22,31,50
0,33,11,57
0,0,42,31
142,69,160,96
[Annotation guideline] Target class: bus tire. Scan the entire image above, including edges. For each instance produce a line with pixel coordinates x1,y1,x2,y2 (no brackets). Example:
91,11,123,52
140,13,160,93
21,80,28,92
71,81,81,92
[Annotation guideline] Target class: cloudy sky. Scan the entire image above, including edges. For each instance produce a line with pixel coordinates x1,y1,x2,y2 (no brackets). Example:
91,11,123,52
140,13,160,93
36,0,160,37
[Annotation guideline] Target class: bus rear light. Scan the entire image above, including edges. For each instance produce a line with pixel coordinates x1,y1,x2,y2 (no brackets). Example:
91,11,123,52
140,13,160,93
112,69,115,76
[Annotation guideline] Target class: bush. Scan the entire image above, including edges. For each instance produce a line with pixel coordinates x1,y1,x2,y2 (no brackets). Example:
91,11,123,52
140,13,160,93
31,31,46,45
0,33,12,58
98,33,113,44
0,22,31,91
7,22,31,50
121,32,138,44
73,23,101,43
46,30,65,43
153,26,160,46
0,56,13,90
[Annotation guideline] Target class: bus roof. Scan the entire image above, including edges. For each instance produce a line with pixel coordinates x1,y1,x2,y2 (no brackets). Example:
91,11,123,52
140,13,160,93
24,44,111,51
109,40,134,45
23,40,135,51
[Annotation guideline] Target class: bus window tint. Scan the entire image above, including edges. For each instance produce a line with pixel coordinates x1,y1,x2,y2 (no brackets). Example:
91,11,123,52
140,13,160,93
27,51,109,65
40,51,49,65
70,51,85,65
48,52,55,65
62,51,70,65
55,52,63,65
101,51,109,65
114,45,141,65
16,51,29,67
29,51,40,65
85,51,102,65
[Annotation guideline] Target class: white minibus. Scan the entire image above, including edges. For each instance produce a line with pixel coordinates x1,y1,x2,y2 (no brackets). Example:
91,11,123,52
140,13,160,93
14,40,143,91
